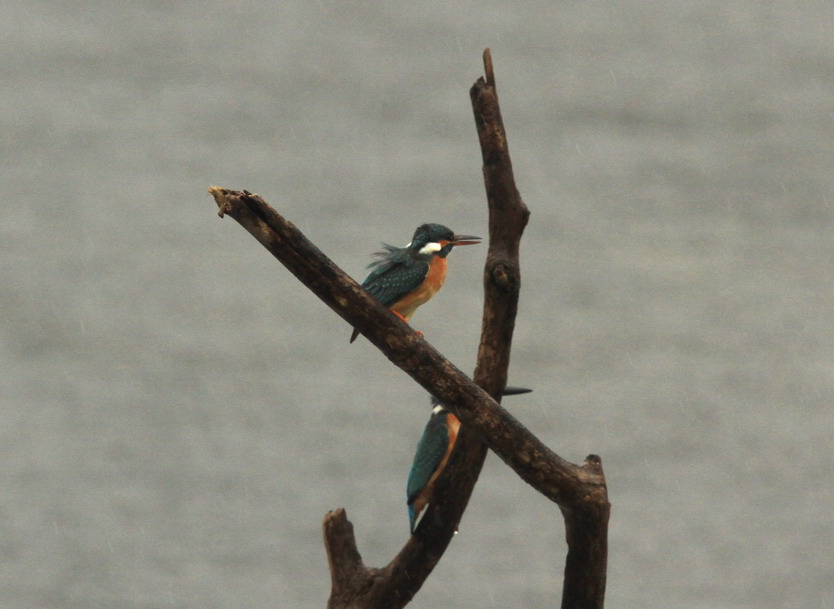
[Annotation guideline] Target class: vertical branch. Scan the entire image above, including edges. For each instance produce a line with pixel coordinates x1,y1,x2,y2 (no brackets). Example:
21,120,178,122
359,48,532,606
429,47,529,524
471,47,529,394
403,45,530,589
425,49,608,609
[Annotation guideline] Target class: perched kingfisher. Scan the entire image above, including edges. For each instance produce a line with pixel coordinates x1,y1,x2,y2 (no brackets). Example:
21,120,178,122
406,387,532,534
349,223,481,343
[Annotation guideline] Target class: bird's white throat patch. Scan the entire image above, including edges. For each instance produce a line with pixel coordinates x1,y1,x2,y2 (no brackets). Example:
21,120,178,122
418,242,442,255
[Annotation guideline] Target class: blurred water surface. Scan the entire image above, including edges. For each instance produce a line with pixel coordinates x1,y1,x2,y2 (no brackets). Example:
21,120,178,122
2,2,833,608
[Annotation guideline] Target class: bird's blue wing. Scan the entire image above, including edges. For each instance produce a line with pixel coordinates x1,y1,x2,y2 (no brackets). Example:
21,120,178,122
364,243,408,275
406,416,449,505
362,245,429,308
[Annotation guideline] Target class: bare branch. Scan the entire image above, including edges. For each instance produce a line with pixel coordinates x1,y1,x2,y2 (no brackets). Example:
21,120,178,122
209,49,608,609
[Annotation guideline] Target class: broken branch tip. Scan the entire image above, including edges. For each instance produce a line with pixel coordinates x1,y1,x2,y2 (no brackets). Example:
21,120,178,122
483,48,495,86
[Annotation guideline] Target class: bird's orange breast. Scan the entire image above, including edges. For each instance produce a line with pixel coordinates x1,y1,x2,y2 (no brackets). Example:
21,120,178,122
426,413,459,490
391,256,447,320
410,413,460,524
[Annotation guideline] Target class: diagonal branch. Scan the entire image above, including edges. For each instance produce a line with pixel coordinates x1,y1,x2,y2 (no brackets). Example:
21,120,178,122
208,186,600,507
209,49,608,609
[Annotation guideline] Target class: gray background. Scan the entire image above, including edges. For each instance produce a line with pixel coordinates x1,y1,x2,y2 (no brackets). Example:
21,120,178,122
3,1,833,608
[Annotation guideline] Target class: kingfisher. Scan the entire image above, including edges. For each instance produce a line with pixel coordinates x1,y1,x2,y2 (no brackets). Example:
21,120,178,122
406,386,532,534
349,223,481,343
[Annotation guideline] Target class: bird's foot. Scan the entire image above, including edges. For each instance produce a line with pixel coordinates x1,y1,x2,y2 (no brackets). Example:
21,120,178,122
393,311,408,323
392,311,421,336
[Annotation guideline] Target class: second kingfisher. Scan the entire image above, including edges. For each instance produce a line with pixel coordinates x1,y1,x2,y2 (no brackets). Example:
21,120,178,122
349,223,480,343
406,387,532,534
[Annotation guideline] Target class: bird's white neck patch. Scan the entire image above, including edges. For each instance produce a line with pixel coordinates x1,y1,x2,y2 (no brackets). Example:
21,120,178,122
431,404,446,415
418,242,442,255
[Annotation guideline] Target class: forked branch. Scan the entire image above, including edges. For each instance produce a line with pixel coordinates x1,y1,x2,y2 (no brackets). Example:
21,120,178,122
209,49,608,609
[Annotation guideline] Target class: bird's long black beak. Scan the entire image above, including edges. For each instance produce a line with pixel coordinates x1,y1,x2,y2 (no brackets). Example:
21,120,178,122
503,386,533,396
451,234,481,246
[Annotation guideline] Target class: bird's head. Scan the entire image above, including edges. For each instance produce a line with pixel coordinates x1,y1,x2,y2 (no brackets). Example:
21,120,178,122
408,223,481,258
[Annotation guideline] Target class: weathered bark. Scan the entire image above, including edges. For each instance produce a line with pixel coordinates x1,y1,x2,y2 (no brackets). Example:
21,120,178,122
209,49,608,609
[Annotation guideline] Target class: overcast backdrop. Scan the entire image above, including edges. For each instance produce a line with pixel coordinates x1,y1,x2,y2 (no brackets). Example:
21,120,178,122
3,2,833,608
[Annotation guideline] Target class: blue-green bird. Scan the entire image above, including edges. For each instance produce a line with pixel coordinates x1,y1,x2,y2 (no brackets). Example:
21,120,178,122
406,387,532,533
350,223,480,343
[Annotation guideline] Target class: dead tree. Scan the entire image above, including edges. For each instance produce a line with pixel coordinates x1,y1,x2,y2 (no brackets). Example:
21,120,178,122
208,50,609,609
